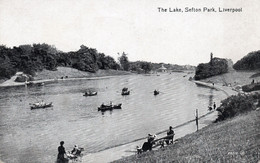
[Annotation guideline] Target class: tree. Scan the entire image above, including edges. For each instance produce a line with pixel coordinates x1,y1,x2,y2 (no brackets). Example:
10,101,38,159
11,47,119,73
118,52,130,71
141,62,152,73
194,58,228,80
233,51,260,70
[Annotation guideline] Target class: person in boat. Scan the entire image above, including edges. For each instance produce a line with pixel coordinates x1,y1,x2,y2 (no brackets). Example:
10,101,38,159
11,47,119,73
122,87,128,91
57,141,68,163
85,91,90,95
165,126,175,145
39,100,46,106
71,145,81,156
34,102,40,107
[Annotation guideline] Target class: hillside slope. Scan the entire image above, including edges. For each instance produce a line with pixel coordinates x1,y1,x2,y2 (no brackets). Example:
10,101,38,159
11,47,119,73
113,110,260,163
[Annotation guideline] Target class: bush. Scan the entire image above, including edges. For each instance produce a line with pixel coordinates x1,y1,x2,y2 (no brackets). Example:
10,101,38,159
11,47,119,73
215,93,260,122
242,83,260,92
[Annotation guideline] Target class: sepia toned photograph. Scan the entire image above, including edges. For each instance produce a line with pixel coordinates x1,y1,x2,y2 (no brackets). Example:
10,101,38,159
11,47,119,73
0,0,259,163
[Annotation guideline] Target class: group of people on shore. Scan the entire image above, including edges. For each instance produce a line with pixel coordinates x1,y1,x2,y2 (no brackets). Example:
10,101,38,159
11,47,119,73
138,126,175,154
57,141,83,163
208,102,216,111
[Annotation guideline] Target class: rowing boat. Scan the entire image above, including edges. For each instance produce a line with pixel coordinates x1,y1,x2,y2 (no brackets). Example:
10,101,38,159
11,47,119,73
30,102,53,110
98,103,122,111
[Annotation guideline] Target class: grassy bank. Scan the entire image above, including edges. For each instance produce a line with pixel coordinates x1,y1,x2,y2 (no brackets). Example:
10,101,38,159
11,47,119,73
34,67,132,80
200,70,260,87
113,110,260,163
0,67,132,86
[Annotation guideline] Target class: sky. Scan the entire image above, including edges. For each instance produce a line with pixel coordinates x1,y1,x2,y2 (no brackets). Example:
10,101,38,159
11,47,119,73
0,0,259,66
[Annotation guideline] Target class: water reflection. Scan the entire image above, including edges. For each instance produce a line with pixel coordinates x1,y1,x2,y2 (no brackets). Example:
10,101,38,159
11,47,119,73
208,88,214,107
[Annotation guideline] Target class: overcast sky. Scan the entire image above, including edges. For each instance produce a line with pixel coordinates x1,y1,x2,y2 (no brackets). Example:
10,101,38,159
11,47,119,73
0,0,259,66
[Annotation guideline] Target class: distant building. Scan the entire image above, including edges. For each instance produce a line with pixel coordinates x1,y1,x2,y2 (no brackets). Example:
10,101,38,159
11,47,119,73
157,64,167,73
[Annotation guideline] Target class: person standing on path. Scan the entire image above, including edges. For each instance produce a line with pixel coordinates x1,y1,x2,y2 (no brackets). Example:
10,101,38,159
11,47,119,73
57,141,68,163
166,126,175,145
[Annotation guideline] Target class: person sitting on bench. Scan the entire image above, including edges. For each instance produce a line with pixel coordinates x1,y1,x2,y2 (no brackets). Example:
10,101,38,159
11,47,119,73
141,134,156,152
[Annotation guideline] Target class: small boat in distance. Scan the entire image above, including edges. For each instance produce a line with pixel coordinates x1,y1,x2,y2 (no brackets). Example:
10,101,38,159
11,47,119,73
30,102,53,110
154,90,159,95
83,91,97,96
98,103,122,112
121,87,130,96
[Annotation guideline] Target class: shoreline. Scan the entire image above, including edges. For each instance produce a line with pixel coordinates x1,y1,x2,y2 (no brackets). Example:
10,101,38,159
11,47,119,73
112,72,260,163
81,79,238,162
83,110,219,163
114,109,260,163
193,80,237,96
0,75,123,88
0,67,133,88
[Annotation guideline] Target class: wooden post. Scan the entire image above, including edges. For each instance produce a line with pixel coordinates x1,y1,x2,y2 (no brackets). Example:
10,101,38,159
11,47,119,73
196,109,199,131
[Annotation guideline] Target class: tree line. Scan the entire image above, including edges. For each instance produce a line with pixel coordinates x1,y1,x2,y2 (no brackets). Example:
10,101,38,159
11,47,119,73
1,44,187,80
0,44,120,79
194,50,260,80
119,52,195,73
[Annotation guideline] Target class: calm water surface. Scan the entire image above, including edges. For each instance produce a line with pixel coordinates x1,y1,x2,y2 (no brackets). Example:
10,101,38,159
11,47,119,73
0,73,225,163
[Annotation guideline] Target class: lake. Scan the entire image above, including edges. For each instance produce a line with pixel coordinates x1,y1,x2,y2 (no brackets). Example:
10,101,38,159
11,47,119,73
0,73,226,163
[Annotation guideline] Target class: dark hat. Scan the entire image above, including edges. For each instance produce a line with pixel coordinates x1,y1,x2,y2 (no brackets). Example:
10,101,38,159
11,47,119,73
169,126,173,129
60,141,64,145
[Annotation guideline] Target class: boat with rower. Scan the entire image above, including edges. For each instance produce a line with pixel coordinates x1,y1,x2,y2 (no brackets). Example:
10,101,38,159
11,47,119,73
83,91,97,96
98,103,122,111
30,102,53,110
121,87,130,95
154,90,159,95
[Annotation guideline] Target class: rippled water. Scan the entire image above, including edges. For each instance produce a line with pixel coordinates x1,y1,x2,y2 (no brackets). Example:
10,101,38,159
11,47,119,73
0,73,226,163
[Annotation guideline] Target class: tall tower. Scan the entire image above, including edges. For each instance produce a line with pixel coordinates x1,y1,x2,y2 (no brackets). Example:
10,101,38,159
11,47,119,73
210,53,213,65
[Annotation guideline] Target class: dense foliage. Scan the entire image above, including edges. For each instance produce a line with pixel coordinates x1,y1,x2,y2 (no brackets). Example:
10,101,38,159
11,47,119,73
194,58,228,80
0,43,196,80
129,61,152,73
118,52,130,71
0,44,120,79
215,93,260,122
233,51,260,70
242,83,260,92
129,62,195,73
